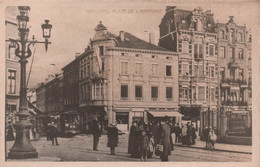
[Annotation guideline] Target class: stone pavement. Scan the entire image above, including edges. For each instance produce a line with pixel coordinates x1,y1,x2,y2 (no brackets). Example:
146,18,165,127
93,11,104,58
172,136,252,154
5,133,252,161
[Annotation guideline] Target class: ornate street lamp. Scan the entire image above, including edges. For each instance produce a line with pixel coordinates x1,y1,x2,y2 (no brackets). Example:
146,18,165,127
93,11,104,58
7,6,52,159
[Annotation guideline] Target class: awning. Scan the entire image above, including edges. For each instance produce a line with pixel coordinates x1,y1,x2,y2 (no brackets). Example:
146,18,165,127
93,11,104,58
27,100,43,115
148,111,183,118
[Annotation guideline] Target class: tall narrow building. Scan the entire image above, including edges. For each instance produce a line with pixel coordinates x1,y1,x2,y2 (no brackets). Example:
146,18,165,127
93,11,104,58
159,7,219,134
216,16,252,143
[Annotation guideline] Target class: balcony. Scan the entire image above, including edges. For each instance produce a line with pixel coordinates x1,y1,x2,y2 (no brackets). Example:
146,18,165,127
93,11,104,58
90,72,106,81
221,78,247,86
221,100,248,106
229,58,239,68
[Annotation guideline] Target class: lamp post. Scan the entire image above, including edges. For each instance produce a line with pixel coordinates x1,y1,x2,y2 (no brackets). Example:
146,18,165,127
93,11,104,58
7,6,52,159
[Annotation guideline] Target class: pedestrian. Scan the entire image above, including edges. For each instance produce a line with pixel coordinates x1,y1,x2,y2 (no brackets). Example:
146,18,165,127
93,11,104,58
6,122,15,141
168,121,174,151
203,127,210,149
46,123,51,141
174,123,181,144
158,117,171,162
130,121,142,158
151,120,160,145
181,123,187,145
128,120,137,154
191,124,197,145
208,128,217,150
107,123,119,155
92,119,102,151
186,122,192,147
50,122,59,146
139,130,150,162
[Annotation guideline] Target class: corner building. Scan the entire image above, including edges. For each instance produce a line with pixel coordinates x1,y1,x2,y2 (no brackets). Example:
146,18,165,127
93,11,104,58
159,7,219,135
216,17,252,143
79,22,180,132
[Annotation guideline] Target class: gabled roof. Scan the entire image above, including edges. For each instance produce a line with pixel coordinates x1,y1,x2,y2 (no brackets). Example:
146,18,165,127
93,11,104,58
115,32,170,51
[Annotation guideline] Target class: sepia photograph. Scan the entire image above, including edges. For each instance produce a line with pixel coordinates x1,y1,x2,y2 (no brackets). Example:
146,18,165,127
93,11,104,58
1,0,259,166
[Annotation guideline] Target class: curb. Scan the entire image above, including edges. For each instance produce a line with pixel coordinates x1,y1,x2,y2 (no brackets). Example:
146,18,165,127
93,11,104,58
173,144,252,154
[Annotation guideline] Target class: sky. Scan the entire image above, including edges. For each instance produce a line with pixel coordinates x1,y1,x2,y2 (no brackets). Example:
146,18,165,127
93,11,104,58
5,0,259,88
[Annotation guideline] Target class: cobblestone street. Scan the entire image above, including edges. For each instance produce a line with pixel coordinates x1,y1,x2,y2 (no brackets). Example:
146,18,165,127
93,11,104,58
6,134,251,162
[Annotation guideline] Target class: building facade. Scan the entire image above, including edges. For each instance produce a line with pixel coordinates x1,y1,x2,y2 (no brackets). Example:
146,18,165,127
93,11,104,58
5,19,20,124
217,16,252,142
159,7,219,134
62,56,81,134
78,22,180,132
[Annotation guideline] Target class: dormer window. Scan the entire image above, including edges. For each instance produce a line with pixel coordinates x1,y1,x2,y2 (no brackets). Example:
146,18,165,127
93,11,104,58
99,46,104,56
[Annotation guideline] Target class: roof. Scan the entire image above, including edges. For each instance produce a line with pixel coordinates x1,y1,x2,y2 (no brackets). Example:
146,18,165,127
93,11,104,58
115,32,170,51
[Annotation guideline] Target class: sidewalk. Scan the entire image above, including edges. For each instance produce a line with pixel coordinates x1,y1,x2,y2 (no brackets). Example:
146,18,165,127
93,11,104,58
173,138,252,154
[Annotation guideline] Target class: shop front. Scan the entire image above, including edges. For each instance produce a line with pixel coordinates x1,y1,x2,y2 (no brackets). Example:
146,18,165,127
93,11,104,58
147,110,183,124
61,111,81,135
80,106,107,134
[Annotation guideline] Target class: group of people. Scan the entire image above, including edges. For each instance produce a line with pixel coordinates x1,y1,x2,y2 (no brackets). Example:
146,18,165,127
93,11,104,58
173,122,197,146
46,122,59,146
127,117,174,162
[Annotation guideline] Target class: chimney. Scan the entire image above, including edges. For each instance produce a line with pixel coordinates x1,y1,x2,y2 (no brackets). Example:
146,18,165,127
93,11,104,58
85,45,91,52
149,33,155,45
75,52,81,59
119,31,125,41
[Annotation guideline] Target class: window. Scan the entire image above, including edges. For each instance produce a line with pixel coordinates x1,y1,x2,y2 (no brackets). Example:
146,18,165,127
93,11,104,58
208,23,211,27
166,65,172,76
182,41,189,53
198,86,205,101
121,62,128,74
238,32,243,41
182,63,189,75
199,44,203,58
135,86,143,99
151,86,158,99
220,67,225,79
239,69,244,80
151,64,158,75
231,47,235,58
210,66,215,77
238,49,244,59
230,29,235,41
194,43,198,59
183,87,188,99
198,65,203,76
182,19,186,24
209,45,214,56
87,64,90,77
8,70,16,94
102,62,105,73
194,43,203,59
220,30,225,39
99,46,104,56
220,47,225,58
194,65,198,75
135,63,143,75
211,88,215,102
230,69,235,80
121,85,128,98
8,47,16,60
166,87,173,99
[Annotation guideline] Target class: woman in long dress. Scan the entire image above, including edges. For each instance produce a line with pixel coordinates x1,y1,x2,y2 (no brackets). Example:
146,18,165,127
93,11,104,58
107,123,119,155
127,121,137,154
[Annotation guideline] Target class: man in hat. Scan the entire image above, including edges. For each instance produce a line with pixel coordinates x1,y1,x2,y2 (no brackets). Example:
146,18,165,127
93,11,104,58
203,126,210,149
92,119,102,151
158,117,171,161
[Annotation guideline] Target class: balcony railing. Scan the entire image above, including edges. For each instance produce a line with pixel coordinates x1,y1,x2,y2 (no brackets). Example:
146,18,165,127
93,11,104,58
221,78,247,85
221,100,248,106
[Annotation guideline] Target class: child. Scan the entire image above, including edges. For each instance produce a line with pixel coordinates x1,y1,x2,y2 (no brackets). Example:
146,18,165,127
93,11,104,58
139,130,150,162
209,129,217,150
